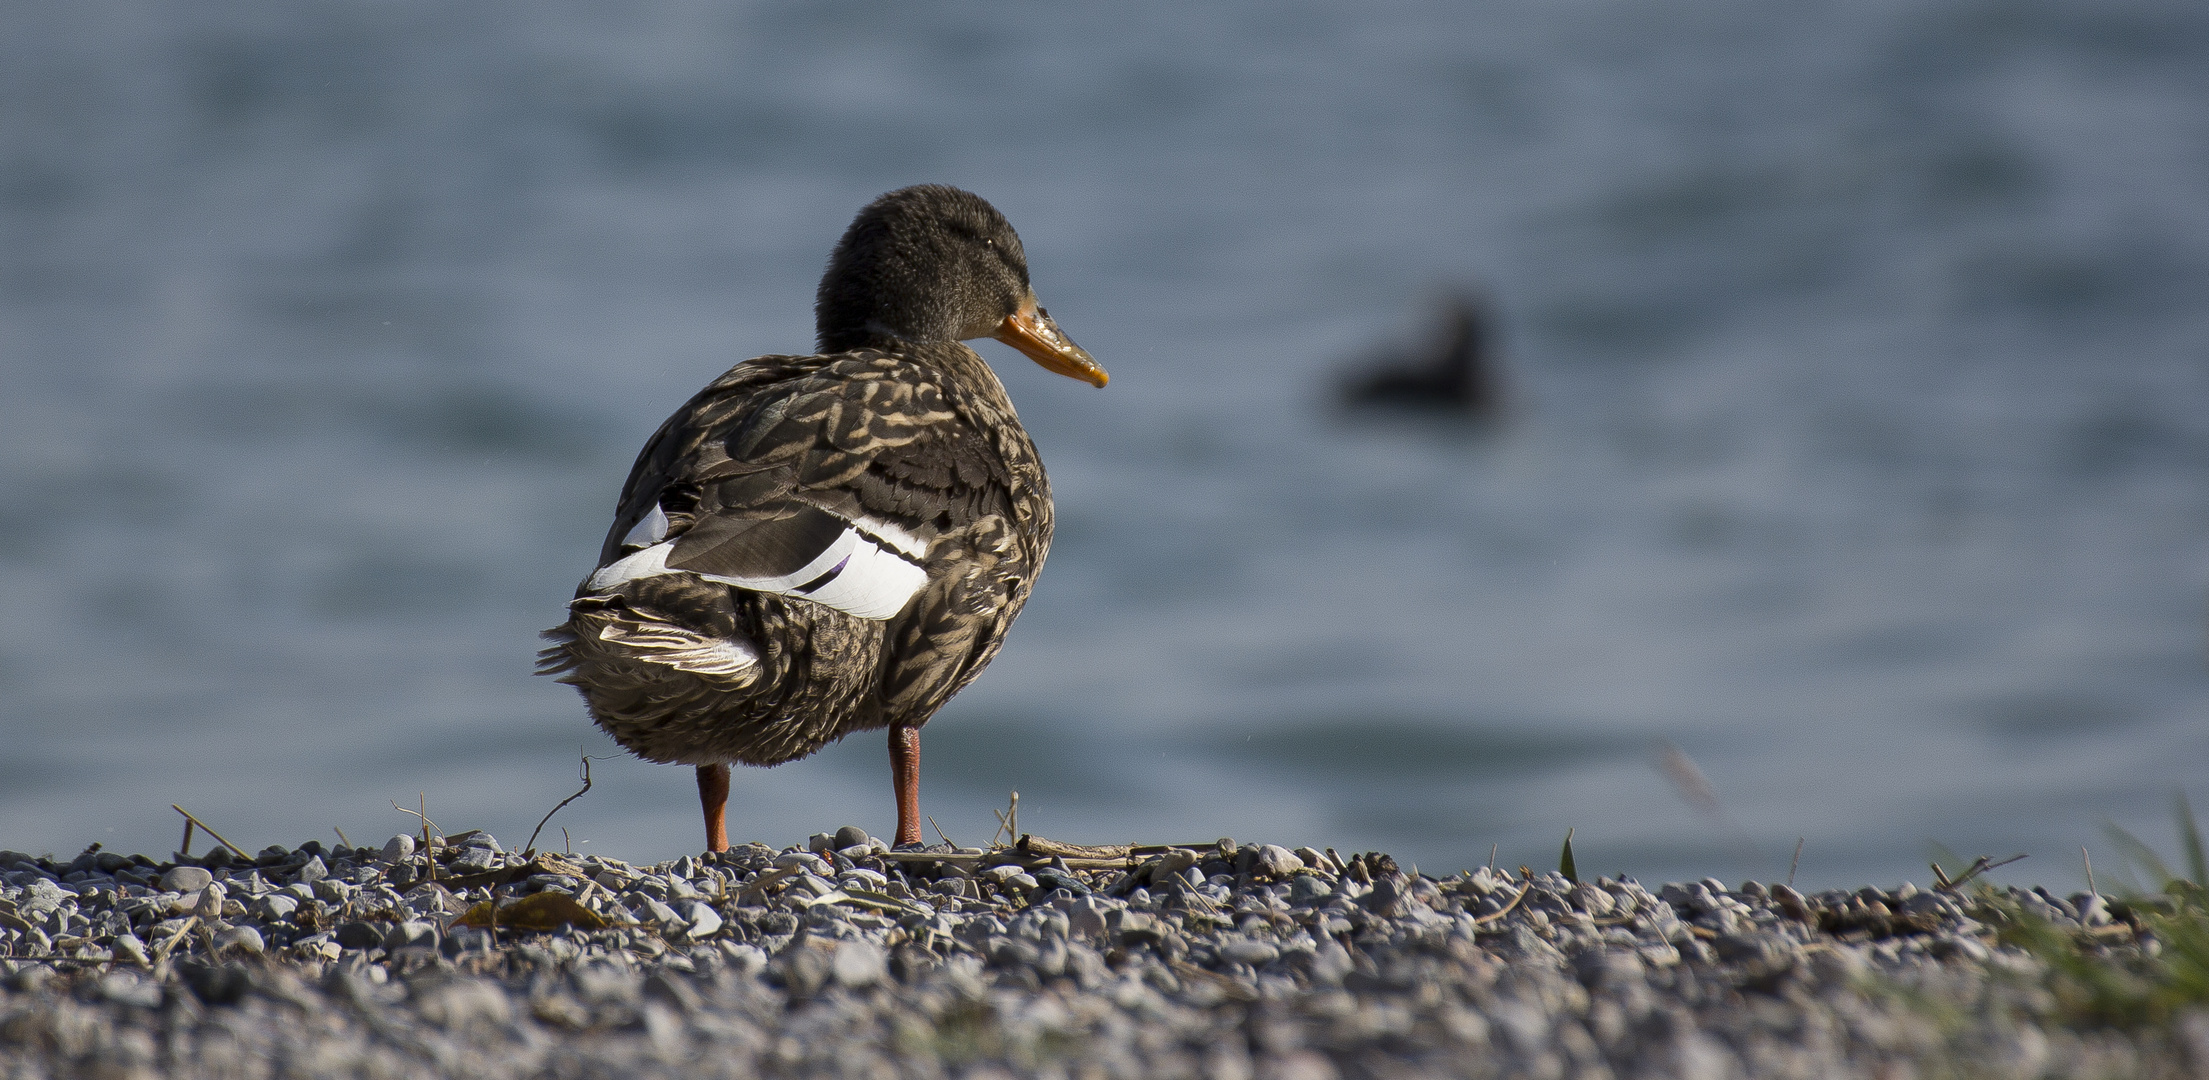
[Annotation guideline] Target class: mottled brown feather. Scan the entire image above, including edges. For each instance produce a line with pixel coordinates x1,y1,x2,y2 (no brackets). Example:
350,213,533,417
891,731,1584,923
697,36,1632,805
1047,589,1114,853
540,341,1050,767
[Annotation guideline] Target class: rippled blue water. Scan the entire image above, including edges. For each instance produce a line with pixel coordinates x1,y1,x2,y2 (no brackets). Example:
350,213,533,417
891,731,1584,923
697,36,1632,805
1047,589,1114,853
4,0,2207,890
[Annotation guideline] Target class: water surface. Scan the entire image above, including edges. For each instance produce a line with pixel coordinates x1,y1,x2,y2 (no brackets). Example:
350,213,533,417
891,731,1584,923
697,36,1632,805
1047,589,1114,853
4,0,2207,891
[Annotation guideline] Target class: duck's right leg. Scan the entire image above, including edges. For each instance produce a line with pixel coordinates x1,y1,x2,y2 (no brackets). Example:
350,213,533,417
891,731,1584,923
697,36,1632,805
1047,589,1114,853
697,763,731,853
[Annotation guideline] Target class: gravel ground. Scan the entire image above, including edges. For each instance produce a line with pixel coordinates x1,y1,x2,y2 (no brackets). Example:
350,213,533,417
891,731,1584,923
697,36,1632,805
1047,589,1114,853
0,830,2203,1079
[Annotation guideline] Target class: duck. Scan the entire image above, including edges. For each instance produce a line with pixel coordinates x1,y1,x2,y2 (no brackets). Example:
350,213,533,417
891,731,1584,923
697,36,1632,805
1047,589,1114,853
539,185,1107,853
1338,291,1502,417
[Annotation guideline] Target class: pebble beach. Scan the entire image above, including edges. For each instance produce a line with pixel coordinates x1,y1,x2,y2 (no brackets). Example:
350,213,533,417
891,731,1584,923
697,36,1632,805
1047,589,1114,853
1,829,2201,1079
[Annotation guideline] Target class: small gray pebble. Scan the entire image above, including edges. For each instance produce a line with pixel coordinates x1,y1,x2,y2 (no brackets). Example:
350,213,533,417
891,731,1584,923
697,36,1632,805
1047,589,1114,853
97,971,166,1008
380,835,415,863
212,925,264,957
990,937,1040,967
110,933,150,965
384,920,438,951
1252,845,1304,879
685,901,724,939
2075,894,2111,927
160,866,213,893
1571,884,1616,917
832,940,886,987
1307,941,1353,985
334,921,385,950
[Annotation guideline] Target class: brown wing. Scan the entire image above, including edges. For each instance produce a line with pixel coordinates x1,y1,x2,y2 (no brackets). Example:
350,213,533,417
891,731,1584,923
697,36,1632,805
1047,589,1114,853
587,348,1045,724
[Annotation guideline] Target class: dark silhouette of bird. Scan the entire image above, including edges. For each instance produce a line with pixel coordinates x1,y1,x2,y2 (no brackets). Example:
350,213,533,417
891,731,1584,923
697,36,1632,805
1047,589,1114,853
539,186,1107,852
1338,292,1502,417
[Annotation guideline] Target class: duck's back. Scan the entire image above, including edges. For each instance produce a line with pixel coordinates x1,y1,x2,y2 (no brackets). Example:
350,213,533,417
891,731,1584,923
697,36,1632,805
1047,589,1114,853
540,343,1052,767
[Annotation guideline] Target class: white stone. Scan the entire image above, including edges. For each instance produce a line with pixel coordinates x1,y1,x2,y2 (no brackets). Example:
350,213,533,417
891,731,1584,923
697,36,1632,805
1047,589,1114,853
685,901,723,939
832,941,886,987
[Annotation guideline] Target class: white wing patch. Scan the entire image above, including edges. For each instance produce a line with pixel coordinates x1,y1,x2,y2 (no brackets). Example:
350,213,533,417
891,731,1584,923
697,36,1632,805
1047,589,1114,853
587,543,673,593
855,515,931,560
584,518,929,622
776,533,928,620
620,503,670,551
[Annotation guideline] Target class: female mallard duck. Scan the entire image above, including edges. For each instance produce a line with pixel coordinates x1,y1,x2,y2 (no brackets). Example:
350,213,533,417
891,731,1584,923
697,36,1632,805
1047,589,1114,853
540,185,1107,852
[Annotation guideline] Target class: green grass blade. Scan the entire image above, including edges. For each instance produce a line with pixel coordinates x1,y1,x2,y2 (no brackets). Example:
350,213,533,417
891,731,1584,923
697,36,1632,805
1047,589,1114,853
2178,791,2206,887
1558,827,1578,885
2105,821,2175,889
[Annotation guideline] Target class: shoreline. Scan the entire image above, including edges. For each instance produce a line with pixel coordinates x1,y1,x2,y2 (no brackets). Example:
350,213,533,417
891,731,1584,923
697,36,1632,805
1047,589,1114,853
0,830,2199,1078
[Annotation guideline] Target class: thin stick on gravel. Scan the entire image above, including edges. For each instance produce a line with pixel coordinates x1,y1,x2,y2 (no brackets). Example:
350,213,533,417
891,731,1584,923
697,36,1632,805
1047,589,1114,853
150,915,199,969
929,816,955,847
990,791,1020,847
1789,838,1804,888
171,805,249,861
391,798,443,883
1933,853,2027,892
1472,875,1537,927
525,749,597,854
334,827,352,849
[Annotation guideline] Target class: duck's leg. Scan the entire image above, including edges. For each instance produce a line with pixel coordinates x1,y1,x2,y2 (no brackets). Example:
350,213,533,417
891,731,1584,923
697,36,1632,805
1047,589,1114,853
696,763,731,853
889,723,923,848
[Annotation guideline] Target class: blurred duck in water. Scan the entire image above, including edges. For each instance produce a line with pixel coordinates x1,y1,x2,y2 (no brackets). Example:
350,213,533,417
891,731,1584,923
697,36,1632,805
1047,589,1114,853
1338,291,1503,418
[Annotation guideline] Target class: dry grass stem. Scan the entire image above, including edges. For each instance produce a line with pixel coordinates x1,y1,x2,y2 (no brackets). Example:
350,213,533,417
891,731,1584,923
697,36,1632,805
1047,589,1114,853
170,805,248,861
525,749,598,854
150,915,199,969
1933,852,2027,892
989,791,1021,847
1473,875,1537,927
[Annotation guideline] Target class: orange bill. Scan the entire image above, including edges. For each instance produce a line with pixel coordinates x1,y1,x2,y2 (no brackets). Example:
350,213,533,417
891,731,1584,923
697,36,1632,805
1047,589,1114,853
993,301,1108,387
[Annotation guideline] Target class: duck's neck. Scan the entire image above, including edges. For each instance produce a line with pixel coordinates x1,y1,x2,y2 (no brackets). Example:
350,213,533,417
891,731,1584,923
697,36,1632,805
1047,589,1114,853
819,322,911,355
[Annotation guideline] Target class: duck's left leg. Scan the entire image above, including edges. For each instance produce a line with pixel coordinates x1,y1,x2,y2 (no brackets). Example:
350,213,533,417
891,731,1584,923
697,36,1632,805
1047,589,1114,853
889,724,922,848
696,763,731,853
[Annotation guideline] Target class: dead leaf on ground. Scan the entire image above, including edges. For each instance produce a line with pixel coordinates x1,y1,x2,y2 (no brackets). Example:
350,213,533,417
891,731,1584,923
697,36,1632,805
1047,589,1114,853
451,892,608,932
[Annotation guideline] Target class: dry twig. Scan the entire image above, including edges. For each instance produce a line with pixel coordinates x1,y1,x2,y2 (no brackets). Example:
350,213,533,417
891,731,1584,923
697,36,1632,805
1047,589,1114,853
170,806,248,861
1933,853,2028,892
526,749,599,854
1473,872,1538,928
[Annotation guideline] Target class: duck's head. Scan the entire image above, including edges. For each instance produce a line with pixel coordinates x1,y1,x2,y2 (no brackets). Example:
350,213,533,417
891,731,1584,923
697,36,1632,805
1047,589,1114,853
816,185,1108,388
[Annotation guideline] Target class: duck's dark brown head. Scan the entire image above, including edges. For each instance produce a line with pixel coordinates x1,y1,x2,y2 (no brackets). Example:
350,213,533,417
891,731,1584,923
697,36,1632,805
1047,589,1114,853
815,185,1107,387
